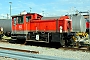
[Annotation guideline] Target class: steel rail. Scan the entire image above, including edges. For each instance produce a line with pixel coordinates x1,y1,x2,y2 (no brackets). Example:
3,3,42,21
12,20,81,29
60,47,90,52
0,47,39,54
0,49,75,60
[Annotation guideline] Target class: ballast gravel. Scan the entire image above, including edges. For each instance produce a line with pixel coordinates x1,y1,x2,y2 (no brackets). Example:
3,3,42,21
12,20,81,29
0,42,90,60
0,56,16,60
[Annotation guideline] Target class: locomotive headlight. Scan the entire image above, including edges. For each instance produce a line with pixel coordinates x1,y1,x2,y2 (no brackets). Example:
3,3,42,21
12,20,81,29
60,26,62,33
1,27,3,31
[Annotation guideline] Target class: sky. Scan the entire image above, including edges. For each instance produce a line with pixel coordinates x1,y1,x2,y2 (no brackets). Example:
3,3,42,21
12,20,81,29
0,0,90,18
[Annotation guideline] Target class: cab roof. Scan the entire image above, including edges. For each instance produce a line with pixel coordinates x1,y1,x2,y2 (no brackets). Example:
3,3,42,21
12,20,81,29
11,13,43,17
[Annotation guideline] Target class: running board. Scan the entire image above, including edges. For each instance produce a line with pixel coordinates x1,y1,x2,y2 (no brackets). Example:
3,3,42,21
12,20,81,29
26,40,49,43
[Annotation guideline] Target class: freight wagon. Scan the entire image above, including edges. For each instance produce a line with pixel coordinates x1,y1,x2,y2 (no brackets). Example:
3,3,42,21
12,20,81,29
0,19,11,37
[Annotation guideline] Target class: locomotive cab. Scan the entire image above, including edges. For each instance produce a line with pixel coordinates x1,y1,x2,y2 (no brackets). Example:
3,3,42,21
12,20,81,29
11,12,43,43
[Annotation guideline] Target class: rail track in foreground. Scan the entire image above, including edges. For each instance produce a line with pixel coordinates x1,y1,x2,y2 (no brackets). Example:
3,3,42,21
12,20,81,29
25,41,90,52
0,47,75,60
0,39,90,52
60,46,90,52
0,47,39,54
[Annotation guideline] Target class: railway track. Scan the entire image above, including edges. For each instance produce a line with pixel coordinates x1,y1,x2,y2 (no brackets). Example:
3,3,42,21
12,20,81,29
0,47,39,54
25,41,90,52
60,47,90,52
0,48,75,60
0,39,90,52
0,40,89,60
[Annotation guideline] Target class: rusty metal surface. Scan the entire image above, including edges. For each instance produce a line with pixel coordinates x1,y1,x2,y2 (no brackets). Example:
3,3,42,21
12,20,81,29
60,47,90,52
0,47,39,54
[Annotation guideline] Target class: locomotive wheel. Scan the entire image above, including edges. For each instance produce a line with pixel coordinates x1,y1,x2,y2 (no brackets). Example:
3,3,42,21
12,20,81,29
9,40,17,44
65,40,69,47
16,39,26,44
87,46,90,50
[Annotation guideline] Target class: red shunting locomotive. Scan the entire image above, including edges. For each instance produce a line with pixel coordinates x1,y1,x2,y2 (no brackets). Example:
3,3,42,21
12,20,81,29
11,12,74,46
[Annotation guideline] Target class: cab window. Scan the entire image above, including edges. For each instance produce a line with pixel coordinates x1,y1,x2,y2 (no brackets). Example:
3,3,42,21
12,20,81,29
14,18,16,25
26,16,31,22
86,19,89,22
18,16,23,24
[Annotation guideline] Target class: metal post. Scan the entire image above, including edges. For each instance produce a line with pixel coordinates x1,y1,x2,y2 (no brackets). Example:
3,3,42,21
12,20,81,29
9,2,12,19
7,14,9,19
42,11,44,16
30,7,32,13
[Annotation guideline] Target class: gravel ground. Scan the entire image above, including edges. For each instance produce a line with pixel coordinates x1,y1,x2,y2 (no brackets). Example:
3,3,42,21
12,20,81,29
0,56,16,60
0,42,90,60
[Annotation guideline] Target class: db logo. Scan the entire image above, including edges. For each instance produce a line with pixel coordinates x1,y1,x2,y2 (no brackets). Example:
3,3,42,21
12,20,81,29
19,25,22,29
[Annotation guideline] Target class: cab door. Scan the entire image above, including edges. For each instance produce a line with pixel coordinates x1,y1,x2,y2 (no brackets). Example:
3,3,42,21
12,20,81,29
14,16,24,34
